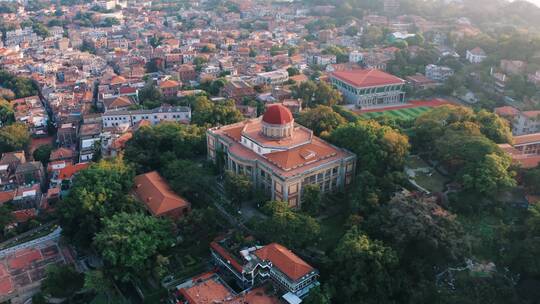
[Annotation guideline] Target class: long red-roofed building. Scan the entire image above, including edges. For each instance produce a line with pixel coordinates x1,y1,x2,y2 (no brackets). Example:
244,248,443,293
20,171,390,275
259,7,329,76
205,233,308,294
329,68,405,108
209,236,319,300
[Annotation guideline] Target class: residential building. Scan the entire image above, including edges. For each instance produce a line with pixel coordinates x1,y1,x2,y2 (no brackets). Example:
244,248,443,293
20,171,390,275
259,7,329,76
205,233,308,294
210,236,319,300
221,79,257,102
500,60,527,75
159,79,182,98
255,70,289,86
495,106,540,135
176,272,280,304
308,54,337,66
133,171,191,220
406,74,437,90
466,47,487,64
102,105,191,128
79,123,102,163
329,69,406,108
207,104,356,207
425,64,454,82
499,132,540,169
349,51,364,63
15,162,45,187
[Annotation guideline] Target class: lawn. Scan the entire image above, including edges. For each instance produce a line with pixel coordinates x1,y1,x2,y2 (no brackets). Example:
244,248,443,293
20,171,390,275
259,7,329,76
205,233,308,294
406,156,448,193
414,171,447,193
360,106,432,120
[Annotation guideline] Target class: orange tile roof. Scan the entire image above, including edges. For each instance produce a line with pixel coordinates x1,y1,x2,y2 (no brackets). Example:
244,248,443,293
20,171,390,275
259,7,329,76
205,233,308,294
265,137,338,171
50,147,75,161
111,132,133,150
214,119,353,178
210,241,243,273
331,69,404,88
254,243,314,281
0,191,15,205
12,209,37,223
59,163,90,180
108,96,133,108
523,111,540,119
133,171,190,216
159,79,180,89
110,75,127,85
494,106,519,117
513,133,540,146
179,275,232,304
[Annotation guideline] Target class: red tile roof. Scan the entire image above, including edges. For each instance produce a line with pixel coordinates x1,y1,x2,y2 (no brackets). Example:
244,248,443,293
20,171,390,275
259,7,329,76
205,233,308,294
12,209,37,223
494,106,520,117
210,241,243,273
513,133,540,146
49,147,75,161
159,79,180,89
331,69,404,88
254,243,314,281
59,163,90,180
262,104,293,125
0,191,15,205
179,275,232,304
133,171,190,217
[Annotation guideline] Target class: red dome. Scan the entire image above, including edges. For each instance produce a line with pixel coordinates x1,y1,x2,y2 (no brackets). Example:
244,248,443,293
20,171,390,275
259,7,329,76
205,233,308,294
262,104,293,125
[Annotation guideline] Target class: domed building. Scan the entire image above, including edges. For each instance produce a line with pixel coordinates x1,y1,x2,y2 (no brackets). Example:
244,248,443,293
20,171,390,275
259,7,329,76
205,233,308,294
207,104,356,208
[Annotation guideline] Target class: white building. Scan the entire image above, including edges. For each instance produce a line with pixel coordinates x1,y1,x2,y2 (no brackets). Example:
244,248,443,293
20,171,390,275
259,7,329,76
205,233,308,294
466,47,487,64
102,105,191,128
349,51,364,63
425,64,454,82
255,70,289,86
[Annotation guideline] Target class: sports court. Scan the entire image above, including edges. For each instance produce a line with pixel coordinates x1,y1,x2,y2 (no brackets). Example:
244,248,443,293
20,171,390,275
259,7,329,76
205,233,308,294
0,239,73,300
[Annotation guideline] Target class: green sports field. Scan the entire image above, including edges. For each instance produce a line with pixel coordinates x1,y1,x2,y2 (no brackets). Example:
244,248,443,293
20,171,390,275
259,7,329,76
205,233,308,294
359,106,432,120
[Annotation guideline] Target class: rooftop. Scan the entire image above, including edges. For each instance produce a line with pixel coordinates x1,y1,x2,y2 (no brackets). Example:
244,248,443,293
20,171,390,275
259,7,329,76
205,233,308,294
254,243,315,281
133,171,190,216
331,69,404,88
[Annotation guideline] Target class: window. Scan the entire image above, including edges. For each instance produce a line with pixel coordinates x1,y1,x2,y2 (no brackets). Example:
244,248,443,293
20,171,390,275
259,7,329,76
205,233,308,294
289,184,298,194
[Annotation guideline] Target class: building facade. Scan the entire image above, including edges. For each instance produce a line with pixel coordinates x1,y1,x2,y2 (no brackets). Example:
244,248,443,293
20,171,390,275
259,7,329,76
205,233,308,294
255,70,289,86
210,237,319,299
425,64,454,82
207,104,355,207
330,69,405,108
102,105,191,128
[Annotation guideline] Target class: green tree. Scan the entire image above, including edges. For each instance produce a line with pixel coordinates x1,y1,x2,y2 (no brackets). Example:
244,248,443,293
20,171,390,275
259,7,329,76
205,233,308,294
522,167,540,194
462,152,516,195
32,144,52,165
329,120,409,175
190,97,243,127
303,285,331,304
161,159,211,202
301,184,322,215
0,98,14,125
329,226,401,304
94,212,174,281
41,265,84,299
367,194,468,265
0,204,13,239
287,67,300,76
32,23,50,38
224,170,252,206
256,201,320,250
297,105,346,136
139,82,163,108
56,159,138,250
124,122,206,172
475,110,512,144
0,123,30,153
